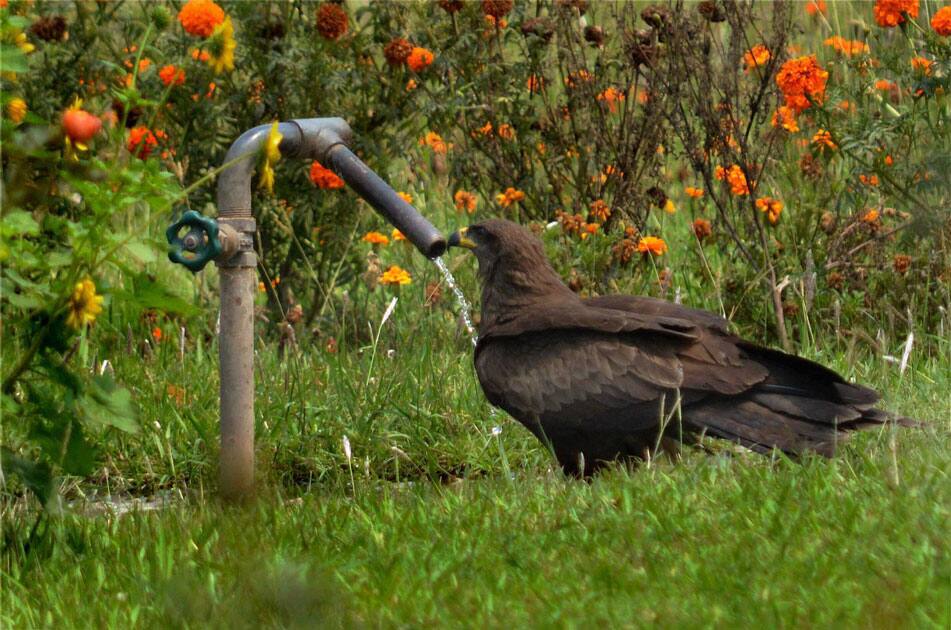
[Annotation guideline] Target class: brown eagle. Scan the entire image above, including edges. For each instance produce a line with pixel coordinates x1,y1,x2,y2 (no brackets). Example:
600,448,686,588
448,219,911,476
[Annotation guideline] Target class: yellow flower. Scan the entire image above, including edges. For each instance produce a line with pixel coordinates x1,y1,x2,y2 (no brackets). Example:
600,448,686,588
685,186,704,198
66,278,104,330
15,32,35,55
397,191,413,204
812,129,837,152
391,228,406,241
6,97,27,124
663,199,677,214
206,16,236,74
258,121,282,194
380,265,412,286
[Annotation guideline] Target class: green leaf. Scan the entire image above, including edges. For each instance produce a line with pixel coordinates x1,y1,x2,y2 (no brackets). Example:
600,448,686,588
81,375,139,434
0,46,29,74
0,447,54,506
1,210,39,237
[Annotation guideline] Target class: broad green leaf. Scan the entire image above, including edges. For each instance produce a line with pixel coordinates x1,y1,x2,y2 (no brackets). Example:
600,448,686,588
1,210,39,236
0,447,54,506
81,375,139,434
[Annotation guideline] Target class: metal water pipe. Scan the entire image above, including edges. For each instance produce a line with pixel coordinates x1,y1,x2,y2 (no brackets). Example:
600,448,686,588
167,117,446,500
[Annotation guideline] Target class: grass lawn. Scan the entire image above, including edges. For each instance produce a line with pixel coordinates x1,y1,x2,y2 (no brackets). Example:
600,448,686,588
3,344,948,628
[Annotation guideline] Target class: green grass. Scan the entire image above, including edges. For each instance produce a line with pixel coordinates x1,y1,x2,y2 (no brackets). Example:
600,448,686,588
3,338,948,627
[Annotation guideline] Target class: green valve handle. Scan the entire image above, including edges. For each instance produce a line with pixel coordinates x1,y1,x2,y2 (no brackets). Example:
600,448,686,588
166,210,222,272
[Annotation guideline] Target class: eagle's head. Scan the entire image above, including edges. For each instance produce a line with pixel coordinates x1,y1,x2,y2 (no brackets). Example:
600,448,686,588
448,219,576,325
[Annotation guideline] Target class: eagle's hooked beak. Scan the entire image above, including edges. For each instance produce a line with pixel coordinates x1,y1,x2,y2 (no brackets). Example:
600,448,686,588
448,227,477,249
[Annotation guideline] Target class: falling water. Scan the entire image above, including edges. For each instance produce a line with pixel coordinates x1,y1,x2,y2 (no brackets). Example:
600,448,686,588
434,256,478,347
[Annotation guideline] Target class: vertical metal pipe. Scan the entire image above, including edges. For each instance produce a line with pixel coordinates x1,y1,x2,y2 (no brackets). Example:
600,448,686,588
218,265,256,500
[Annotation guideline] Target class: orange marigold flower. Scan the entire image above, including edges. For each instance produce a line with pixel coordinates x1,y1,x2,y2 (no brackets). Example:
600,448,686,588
692,218,712,241
363,231,390,246
397,191,413,204
812,129,837,152
596,87,626,113
932,6,951,36
527,74,544,92
756,197,784,224
743,44,771,72
127,126,158,159
884,154,894,166
776,55,828,113
158,64,186,87
718,164,751,195
873,0,918,28
564,69,593,88
380,265,412,286
824,36,869,56
838,100,856,113
495,187,525,207
595,165,623,184
580,222,600,240
636,236,668,256
190,48,211,62
309,160,345,189
806,0,827,16
685,186,704,198
770,106,800,133
152,327,163,343
862,209,880,222
392,228,406,242
910,56,933,75
859,174,880,187
316,3,348,40
405,79,418,91
177,0,225,37
589,199,611,221
407,47,434,72
497,124,515,140
454,190,478,213
874,79,897,92
420,131,448,154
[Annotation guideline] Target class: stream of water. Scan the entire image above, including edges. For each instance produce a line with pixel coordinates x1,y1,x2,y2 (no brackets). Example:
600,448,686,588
434,256,478,347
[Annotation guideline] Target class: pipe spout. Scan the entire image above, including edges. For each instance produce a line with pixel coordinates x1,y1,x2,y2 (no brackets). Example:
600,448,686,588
215,117,446,258
325,144,446,258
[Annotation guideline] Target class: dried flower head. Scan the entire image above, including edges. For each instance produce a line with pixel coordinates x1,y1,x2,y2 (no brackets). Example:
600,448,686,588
697,1,726,23
692,218,712,241
316,3,348,40
481,0,513,19
30,15,68,42
384,37,413,66
893,254,911,274
521,17,555,42
437,0,465,13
